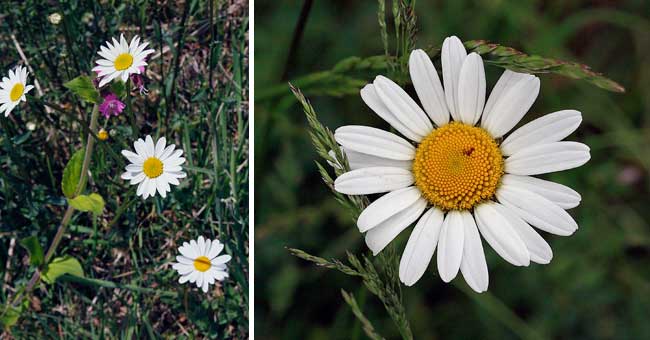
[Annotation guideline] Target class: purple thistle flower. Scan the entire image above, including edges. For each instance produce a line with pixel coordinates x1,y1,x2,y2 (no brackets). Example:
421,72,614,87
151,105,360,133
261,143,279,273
99,93,125,119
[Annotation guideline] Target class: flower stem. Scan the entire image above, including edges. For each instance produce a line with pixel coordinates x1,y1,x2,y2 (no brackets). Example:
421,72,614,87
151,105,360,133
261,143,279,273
12,104,100,307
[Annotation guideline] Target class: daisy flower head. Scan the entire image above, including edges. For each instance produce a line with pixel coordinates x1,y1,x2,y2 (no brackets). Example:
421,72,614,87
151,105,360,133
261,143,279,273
92,34,154,88
173,236,231,293
0,66,34,117
333,36,590,293
121,135,187,199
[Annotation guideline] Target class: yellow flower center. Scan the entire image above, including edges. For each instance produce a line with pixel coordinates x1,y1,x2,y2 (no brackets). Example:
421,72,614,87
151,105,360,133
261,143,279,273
97,129,109,141
413,122,503,211
193,256,211,272
10,83,24,102
114,53,134,71
142,157,164,178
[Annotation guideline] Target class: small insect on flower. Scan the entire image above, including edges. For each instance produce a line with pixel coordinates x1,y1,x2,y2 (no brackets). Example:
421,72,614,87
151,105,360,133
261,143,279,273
92,34,154,88
173,236,231,293
121,135,187,199
97,128,109,141
0,66,34,117
99,93,125,118
332,36,590,293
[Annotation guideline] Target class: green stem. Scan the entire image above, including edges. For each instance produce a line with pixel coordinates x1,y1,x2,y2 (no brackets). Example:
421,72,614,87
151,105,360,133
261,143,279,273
11,104,100,307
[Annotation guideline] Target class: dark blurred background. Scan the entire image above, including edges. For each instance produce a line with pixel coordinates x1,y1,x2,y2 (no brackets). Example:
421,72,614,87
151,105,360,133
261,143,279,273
255,0,650,339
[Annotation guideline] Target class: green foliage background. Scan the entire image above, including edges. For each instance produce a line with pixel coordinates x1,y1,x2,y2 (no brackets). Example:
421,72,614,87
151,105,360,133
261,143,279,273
0,0,248,338
255,0,650,339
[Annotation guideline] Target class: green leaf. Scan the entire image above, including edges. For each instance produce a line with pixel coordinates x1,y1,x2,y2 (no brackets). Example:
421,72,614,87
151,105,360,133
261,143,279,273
0,299,28,330
63,75,101,103
41,256,85,284
19,235,44,266
68,193,105,215
61,149,84,198
110,80,126,98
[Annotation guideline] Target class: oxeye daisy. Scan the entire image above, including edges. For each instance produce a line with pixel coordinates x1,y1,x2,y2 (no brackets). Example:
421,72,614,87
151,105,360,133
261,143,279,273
0,66,34,117
92,34,154,88
120,135,187,199
332,36,590,293
172,236,231,293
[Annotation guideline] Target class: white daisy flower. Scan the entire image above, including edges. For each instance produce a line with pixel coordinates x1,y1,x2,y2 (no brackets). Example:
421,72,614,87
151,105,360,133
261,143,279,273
120,135,187,199
333,36,590,293
92,34,154,88
172,236,231,293
0,66,34,117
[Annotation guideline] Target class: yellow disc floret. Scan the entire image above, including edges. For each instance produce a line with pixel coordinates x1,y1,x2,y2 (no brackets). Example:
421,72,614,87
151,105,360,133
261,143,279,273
114,53,134,71
97,129,109,141
413,122,503,211
142,157,164,178
193,256,211,272
10,83,24,102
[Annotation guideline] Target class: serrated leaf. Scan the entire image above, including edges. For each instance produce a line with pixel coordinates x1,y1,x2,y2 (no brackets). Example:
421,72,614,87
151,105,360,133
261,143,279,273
41,256,85,284
68,193,104,215
19,235,44,266
61,149,84,198
63,75,101,103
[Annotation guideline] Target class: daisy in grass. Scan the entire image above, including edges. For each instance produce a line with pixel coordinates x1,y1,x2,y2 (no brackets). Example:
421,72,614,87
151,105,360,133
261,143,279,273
0,66,34,117
332,36,590,293
172,236,231,293
121,135,186,199
92,34,154,88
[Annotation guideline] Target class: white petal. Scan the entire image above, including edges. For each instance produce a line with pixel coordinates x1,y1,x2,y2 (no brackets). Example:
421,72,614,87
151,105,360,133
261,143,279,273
496,184,578,236
196,272,204,289
159,144,176,161
144,135,155,156
501,110,582,156
474,202,530,266
133,139,148,158
459,212,489,293
482,70,530,125
334,167,414,195
501,174,581,209
373,75,433,137
399,207,444,286
202,279,210,293
212,255,231,265
409,49,449,126
505,142,590,175
208,241,224,259
441,36,468,121
494,204,553,264
178,273,193,284
179,241,198,258
456,53,486,125
334,125,415,160
197,236,206,255
176,255,193,265
481,73,540,137
437,211,465,282
340,148,412,170
364,198,427,255
155,178,168,198
357,186,422,232
129,172,146,185
360,84,422,142
136,178,148,197
154,137,167,157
